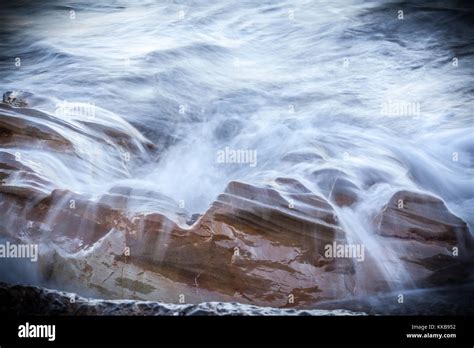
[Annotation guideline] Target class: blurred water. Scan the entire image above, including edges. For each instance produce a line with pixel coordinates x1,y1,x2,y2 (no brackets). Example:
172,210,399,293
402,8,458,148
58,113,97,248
0,0,473,225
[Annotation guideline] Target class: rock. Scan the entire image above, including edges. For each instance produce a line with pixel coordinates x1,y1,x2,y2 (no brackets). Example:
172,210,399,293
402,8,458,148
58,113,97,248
3,176,472,309
1,97,472,311
310,168,360,207
113,178,355,308
101,185,186,219
0,98,155,208
186,213,202,225
0,282,365,316
0,151,53,200
0,108,73,150
376,190,470,244
314,282,474,315
4,177,356,308
375,190,473,287
2,91,33,107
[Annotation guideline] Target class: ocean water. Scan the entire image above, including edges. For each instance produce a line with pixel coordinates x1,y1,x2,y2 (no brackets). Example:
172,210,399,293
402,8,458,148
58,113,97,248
0,1,473,303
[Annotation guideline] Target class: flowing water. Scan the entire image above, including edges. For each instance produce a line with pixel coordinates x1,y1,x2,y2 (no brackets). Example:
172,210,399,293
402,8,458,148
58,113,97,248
0,0,473,308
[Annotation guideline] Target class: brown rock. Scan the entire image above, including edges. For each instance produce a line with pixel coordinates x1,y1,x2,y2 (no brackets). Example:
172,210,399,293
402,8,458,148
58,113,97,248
310,168,360,207
375,190,473,287
376,190,470,245
111,178,356,308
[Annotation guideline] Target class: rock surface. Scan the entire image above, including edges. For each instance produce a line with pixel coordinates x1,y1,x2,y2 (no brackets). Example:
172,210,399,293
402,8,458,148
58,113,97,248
1,179,471,309
0,282,364,316
375,190,473,287
0,93,473,311
376,190,470,244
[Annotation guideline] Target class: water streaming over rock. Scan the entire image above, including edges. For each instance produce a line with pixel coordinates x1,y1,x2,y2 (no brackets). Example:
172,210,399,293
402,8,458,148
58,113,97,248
0,0,473,313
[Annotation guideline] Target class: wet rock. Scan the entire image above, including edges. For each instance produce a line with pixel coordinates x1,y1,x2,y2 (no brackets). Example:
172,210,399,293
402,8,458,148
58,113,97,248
314,282,474,315
2,178,473,309
0,151,52,203
0,107,73,150
375,190,473,286
0,282,365,316
376,190,470,244
112,179,354,307
1,100,472,310
2,91,33,107
0,98,155,213
8,178,356,308
310,168,360,207
27,190,126,248
186,213,202,225
101,185,186,219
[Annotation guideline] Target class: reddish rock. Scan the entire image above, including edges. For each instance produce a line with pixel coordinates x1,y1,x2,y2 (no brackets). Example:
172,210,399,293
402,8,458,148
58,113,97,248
375,190,473,287
121,179,355,307
376,190,470,245
310,168,360,207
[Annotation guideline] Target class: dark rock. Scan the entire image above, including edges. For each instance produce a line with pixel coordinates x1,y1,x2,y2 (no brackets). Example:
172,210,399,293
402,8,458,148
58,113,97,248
0,282,364,316
2,91,33,107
